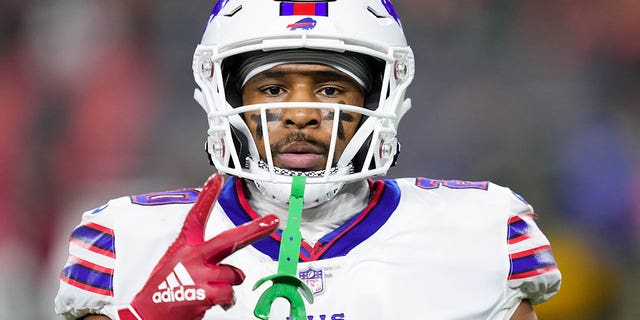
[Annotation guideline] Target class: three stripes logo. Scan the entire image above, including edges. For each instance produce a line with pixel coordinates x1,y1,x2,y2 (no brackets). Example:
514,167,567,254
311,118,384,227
152,262,205,303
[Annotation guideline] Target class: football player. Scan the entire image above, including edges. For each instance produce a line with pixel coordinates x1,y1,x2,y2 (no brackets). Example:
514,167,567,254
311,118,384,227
55,1,561,319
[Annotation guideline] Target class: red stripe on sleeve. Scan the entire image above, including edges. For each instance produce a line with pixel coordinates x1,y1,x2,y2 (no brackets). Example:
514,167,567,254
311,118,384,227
60,275,114,296
508,234,532,244
70,238,117,259
69,255,114,275
85,222,115,236
508,265,559,280
509,245,552,260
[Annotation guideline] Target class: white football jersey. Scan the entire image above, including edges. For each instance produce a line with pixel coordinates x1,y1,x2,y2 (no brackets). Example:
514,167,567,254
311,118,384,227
55,177,561,320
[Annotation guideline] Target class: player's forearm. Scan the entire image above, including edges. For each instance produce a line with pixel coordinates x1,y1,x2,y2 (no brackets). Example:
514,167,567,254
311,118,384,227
510,300,538,320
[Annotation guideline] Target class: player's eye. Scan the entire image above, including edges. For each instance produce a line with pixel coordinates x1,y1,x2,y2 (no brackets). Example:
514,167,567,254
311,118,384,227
261,86,285,96
319,86,341,97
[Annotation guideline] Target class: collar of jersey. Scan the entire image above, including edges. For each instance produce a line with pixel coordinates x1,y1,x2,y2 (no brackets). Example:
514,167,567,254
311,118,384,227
217,176,401,262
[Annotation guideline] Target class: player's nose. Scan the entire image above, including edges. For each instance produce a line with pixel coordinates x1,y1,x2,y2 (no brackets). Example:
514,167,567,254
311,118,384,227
281,88,322,129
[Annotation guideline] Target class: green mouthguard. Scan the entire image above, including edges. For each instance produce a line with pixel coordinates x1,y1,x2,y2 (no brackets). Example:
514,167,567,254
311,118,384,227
253,175,313,320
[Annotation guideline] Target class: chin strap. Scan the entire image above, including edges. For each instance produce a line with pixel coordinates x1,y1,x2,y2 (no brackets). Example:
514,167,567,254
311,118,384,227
248,157,353,209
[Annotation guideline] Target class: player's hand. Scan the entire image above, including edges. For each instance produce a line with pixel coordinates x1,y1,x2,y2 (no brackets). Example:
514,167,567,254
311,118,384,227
118,174,279,320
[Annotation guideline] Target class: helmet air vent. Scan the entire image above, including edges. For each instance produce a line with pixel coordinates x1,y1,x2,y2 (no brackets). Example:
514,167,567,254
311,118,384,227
222,5,242,17
366,6,387,18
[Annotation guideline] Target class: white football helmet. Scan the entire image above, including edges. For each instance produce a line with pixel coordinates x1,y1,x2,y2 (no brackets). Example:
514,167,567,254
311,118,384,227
193,0,414,206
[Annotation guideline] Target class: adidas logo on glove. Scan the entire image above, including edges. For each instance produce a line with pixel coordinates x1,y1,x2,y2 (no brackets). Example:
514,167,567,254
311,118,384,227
152,262,205,303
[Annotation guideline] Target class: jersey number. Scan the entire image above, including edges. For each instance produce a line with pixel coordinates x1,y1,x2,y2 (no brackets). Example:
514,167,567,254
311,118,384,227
130,189,200,206
416,177,489,190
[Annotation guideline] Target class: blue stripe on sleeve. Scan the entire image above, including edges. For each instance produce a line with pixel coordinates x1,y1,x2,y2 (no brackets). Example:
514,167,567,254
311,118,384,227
511,249,556,275
71,226,115,254
61,263,113,291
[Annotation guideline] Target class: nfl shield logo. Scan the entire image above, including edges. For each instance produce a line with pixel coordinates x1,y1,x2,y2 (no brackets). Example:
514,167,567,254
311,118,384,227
299,267,325,295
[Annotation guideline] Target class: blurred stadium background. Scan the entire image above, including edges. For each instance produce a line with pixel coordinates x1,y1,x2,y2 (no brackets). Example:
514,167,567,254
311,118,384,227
1,0,638,319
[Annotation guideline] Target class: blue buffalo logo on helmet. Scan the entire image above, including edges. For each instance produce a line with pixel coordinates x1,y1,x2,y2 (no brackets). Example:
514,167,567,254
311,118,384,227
287,17,317,31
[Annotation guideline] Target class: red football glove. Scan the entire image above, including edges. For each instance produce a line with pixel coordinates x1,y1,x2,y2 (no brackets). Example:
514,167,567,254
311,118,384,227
118,174,279,320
